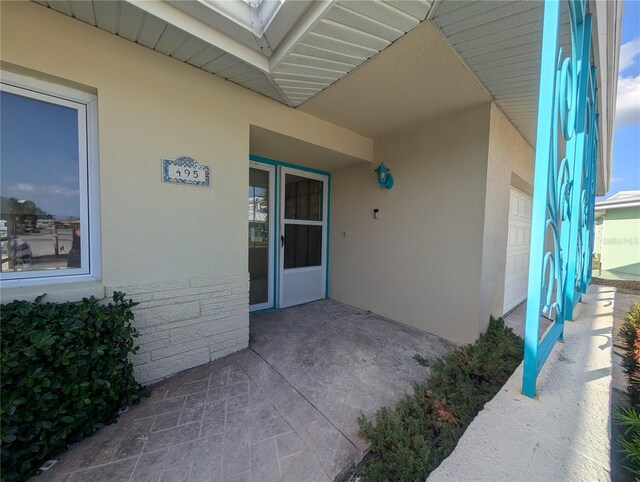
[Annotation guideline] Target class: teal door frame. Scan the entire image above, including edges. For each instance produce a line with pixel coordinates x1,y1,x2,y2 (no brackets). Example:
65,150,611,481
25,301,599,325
249,154,331,312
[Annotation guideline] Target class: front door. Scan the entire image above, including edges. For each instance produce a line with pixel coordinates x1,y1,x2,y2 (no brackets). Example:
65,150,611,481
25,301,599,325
279,167,328,308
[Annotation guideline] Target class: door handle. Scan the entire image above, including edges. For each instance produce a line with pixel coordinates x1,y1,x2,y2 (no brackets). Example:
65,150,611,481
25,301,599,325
281,234,285,248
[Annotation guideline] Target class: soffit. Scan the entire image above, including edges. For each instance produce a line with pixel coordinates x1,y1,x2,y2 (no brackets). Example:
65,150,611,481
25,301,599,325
432,0,572,147
297,21,492,138
271,0,434,106
33,0,287,103
31,0,436,109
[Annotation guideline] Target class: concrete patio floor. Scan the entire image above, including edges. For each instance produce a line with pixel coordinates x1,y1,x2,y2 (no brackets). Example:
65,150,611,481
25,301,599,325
33,300,452,482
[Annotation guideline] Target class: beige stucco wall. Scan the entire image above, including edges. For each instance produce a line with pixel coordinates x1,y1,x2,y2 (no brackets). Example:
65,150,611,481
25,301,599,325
1,1,372,290
0,1,537,374
479,104,534,324
329,103,492,344
0,1,372,383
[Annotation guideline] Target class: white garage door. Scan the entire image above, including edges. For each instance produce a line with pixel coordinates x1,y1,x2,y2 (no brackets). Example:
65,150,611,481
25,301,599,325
503,187,533,314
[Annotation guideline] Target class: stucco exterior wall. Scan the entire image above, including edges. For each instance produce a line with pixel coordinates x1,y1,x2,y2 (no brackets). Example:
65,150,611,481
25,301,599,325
479,104,534,323
0,1,372,384
329,104,492,344
600,207,640,276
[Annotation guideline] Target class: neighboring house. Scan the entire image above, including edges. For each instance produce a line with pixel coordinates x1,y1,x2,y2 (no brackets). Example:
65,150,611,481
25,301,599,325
0,0,620,385
594,191,640,279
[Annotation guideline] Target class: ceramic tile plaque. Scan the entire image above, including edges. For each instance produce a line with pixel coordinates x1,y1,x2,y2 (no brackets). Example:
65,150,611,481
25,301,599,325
162,156,210,187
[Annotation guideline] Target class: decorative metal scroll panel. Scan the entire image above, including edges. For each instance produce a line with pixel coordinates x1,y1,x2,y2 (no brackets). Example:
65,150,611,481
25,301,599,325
522,0,599,398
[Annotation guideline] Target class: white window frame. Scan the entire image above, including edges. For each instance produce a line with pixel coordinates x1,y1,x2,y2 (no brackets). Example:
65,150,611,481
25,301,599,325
0,71,101,286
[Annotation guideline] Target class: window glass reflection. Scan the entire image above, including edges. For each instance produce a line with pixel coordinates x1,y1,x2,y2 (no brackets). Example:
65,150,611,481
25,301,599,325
248,168,270,305
0,91,82,273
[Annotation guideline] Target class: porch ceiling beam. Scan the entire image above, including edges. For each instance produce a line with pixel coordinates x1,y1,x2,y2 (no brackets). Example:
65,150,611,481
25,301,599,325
269,0,335,71
125,0,270,73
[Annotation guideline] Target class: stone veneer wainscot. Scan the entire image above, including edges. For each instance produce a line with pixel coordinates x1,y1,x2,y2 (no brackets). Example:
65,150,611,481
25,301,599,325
107,274,249,384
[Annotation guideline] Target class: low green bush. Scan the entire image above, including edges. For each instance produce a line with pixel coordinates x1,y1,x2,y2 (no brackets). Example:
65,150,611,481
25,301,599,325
1,292,147,482
615,407,640,477
620,301,640,405
355,316,523,482
616,301,640,477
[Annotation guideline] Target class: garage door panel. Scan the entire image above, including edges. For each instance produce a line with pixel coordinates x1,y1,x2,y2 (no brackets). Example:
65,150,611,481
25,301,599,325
503,187,533,314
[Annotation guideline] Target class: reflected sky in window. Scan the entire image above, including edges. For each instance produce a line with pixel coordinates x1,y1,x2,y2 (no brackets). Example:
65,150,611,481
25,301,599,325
1,91,80,218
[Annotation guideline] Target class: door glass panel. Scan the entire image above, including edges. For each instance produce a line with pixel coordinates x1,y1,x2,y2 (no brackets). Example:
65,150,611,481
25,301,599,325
284,174,323,221
249,168,270,305
284,224,322,269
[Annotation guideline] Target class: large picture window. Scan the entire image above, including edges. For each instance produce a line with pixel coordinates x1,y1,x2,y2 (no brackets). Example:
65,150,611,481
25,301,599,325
0,73,99,283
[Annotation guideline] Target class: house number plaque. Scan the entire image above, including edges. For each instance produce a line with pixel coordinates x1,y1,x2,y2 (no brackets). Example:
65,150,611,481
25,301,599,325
162,156,210,187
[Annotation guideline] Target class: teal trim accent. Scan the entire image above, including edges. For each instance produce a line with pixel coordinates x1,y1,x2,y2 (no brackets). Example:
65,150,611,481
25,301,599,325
273,166,279,308
250,306,275,315
249,153,332,304
325,174,331,298
249,154,331,177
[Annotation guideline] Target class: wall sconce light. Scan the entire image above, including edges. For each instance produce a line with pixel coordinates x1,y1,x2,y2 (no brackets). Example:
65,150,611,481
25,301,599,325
374,162,394,190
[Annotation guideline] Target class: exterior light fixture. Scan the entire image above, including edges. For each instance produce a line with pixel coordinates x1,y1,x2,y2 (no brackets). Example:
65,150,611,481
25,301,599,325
374,162,394,190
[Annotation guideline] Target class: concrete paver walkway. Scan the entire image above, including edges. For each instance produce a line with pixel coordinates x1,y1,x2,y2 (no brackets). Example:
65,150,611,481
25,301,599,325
34,300,452,482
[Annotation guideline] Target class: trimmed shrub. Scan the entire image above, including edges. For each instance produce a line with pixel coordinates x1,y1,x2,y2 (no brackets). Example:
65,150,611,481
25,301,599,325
1,292,147,482
616,301,640,477
615,407,640,477
620,301,640,405
355,316,523,482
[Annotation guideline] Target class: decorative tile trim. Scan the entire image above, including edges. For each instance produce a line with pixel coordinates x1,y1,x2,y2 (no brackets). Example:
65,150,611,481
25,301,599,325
162,156,210,187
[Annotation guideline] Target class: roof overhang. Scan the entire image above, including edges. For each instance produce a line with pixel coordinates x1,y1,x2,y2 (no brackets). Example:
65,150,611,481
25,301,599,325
595,198,640,210
595,191,640,210
431,0,622,196
30,0,621,193
590,0,623,196
33,0,435,107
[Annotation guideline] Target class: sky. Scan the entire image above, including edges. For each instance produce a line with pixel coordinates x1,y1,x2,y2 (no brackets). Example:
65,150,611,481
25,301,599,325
608,0,640,197
0,91,80,218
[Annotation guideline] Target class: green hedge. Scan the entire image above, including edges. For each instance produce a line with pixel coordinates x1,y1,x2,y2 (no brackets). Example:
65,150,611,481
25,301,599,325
355,316,523,481
1,292,147,482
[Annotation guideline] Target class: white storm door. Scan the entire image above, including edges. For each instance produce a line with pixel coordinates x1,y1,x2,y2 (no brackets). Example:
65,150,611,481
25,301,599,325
279,167,328,308
503,187,533,314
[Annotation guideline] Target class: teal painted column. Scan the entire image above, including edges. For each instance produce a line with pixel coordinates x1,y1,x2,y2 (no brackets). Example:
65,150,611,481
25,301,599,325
522,0,599,398
522,0,562,398
564,15,592,321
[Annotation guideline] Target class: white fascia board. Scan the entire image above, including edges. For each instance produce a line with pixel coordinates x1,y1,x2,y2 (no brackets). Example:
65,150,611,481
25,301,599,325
590,0,623,195
199,0,283,38
269,0,335,71
200,0,253,32
126,0,270,73
595,198,640,210
260,0,287,35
